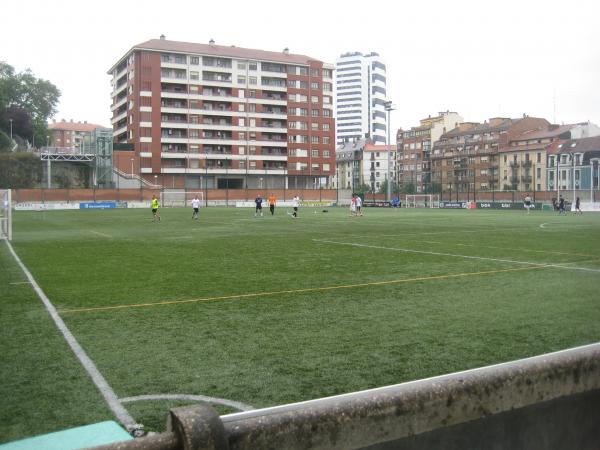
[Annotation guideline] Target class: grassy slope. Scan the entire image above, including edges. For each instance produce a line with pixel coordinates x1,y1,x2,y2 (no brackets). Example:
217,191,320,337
3,207,599,435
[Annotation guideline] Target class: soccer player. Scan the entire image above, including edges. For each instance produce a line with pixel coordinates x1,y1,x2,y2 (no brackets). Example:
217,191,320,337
268,194,276,216
151,195,160,222
350,195,357,216
255,194,263,217
524,193,532,214
191,195,200,219
291,195,300,218
558,196,566,215
575,196,582,214
356,194,363,216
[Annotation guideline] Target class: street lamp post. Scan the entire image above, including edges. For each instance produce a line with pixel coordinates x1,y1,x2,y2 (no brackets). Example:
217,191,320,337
9,118,13,141
131,158,134,177
384,100,395,203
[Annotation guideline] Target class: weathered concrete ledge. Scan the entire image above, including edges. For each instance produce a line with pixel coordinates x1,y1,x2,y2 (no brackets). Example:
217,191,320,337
91,342,600,450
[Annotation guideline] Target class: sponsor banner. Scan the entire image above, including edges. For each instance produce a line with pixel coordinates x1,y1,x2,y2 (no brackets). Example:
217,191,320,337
579,202,600,212
235,201,330,208
476,202,542,210
15,202,79,211
116,201,128,209
441,202,467,209
363,201,391,207
79,202,116,209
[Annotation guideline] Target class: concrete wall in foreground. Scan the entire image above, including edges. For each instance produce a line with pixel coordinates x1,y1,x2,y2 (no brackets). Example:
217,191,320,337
93,343,600,450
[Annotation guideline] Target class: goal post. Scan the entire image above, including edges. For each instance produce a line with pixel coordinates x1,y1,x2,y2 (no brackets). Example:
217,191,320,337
0,189,12,241
159,191,204,207
405,194,440,208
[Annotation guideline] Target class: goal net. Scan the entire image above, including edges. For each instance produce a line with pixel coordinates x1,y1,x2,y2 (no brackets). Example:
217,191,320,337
405,194,440,208
0,189,12,241
159,191,204,207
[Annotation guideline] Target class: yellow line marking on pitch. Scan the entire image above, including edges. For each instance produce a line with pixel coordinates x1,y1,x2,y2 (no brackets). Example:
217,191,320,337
90,230,112,238
59,265,550,314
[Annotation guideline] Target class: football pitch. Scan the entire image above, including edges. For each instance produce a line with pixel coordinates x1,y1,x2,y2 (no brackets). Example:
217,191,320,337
1,206,600,441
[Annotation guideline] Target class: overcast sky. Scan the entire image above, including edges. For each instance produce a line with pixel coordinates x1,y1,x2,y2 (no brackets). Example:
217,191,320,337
2,0,599,134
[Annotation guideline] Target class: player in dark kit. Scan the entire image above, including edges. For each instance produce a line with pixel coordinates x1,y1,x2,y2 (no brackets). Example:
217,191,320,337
254,194,263,217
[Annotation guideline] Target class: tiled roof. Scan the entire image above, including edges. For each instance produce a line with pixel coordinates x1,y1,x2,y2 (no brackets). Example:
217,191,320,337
443,119,513,137
110,39,322,73
512,125,574,141
49,121,106,132
555,136,600,153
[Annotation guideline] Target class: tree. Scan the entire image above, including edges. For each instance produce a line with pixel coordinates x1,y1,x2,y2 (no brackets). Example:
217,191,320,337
0,62,60,146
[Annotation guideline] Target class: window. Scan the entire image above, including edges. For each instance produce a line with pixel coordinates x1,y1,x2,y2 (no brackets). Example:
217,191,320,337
323,150,330,157
311,68,319,77
239,132,245,140
287,80,296,88
248,90,256,98
311,123,319,131
190,71,199,80
323,137,330,145
323,109,331,117
249,76,257,85
239,160,246,169
322,123,330,131
190,56,200,65
311,149,319,157
311,109,319,117
537,152,541,163
239,118,245,126
323,163,330,171
237,76,246,84
311,136,319,144
237,62,246,70
311,82,319,89
249,62,257,71
238,104,245,112
298,67,308,75
248,103,256,112
311,96,319,103
239,146,245,155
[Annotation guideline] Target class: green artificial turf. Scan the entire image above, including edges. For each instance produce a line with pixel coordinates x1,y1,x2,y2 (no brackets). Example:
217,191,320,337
1,206,599,439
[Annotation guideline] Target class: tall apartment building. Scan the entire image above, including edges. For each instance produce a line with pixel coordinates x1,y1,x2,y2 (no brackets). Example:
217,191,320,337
335,52,387,145
397,111,463,193
108,37,335,190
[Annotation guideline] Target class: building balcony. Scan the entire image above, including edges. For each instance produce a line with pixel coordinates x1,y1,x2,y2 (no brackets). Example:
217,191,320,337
510,162,520,168
521,176,532,183
522,161,532,168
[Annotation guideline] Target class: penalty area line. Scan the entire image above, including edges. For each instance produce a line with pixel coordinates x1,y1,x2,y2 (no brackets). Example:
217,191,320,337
59,264,549,315
314,239,599,272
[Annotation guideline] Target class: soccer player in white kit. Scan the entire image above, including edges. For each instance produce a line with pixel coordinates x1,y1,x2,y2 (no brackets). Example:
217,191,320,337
191,196,200,219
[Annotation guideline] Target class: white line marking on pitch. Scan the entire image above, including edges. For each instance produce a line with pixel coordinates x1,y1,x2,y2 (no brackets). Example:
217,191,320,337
90,230,112,238
3,240,136,429
540,223,548,228
120,394,254,412
10,281,31,285
313,239,600,273
420,240,594,258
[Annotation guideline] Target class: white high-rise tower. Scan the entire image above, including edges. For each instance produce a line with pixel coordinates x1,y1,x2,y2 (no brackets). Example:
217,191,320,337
335,52,387,145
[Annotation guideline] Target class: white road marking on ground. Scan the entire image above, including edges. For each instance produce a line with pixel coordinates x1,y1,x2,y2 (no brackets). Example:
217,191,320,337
120,394,254,412
3,240,136,429
90,230,112,238
420,240,594,258
313,239,600,273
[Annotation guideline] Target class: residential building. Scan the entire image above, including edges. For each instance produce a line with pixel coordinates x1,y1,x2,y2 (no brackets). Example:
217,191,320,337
48,119,107,148
335,52,387,145
431,116,550,198
397,111,463,192
335,138,367,191
108,37,335,190
499,125,573,192
362,143,396,192
547,135,600,197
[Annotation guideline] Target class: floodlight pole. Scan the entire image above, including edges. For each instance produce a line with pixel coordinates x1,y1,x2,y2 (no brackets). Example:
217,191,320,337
384,101,395,203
